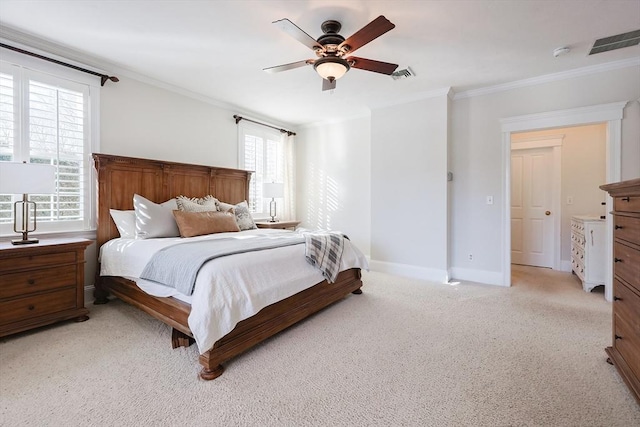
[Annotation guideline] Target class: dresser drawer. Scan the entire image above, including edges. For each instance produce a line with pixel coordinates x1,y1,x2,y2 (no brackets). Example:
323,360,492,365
0,265,76,299
0,251,76,273
0,288,77,325
614,215,640,245
614,242,640,290
614,195,640,213
613,312,640,382
614,279,640,332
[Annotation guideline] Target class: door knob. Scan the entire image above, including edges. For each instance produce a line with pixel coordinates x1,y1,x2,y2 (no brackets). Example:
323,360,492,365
545,211,551,216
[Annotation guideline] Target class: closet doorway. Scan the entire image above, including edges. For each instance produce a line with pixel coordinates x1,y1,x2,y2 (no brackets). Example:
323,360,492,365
510,125,607,273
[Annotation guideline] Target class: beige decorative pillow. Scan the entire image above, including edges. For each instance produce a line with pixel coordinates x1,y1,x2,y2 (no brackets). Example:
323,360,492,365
173,210,240,238
176,195,219,212
217,201,236,213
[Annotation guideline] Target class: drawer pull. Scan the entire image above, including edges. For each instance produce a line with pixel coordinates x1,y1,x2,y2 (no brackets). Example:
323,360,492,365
614,225,623,230
613,296,622,301
28,305,35,311
27,279,35,285
621,197,630,202
615,335,622,340
614,258,623,263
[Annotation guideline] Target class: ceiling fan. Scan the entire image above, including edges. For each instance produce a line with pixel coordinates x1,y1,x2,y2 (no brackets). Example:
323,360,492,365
263,15,398,91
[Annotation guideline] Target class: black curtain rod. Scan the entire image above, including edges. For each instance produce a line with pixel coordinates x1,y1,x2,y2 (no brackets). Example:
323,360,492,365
233,114,296,136
0,43,119,87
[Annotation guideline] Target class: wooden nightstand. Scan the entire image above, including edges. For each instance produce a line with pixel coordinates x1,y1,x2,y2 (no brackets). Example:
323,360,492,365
0,238,92,337
255,220,301,230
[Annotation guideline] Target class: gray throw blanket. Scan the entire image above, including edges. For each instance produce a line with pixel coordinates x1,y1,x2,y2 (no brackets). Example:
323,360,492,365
304,232,346,283
140,235,305,295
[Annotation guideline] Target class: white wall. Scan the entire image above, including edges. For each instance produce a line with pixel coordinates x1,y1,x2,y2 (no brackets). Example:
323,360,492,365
100,77,239,167
511,124,607,265
370,95,449,281
296,116,371,256
450,65,640,280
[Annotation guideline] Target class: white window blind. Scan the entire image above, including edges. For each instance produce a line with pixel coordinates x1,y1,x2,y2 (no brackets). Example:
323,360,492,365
239,124,284,214
0,60,95,234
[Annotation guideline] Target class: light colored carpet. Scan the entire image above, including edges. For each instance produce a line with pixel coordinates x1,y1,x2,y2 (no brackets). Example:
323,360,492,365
1,267,639,426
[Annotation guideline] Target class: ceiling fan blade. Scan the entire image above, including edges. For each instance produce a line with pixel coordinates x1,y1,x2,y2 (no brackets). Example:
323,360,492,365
322,78,336,91
263,60,314,73
273,18,324,51
347,57,398,75
339,15,395,54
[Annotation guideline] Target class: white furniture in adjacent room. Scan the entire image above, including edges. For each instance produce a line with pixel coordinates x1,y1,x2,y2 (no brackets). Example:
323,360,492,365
570,216,606,292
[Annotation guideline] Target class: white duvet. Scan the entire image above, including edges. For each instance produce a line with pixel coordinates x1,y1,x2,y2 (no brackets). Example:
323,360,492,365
99,228,368,354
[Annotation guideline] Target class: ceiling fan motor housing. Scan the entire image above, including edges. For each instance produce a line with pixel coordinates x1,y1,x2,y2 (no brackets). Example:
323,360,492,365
317,20,347,54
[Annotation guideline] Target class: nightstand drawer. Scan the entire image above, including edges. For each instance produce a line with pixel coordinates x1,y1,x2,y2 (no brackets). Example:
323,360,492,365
0,288,77,325
613,241,640,290
0,251,76,272
0,265,76,299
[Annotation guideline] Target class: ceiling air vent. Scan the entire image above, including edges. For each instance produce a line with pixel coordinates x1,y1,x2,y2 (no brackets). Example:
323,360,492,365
391,67,414,80
589,29,640,55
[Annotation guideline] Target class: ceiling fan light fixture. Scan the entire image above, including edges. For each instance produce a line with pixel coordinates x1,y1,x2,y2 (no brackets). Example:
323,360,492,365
314,57,350,81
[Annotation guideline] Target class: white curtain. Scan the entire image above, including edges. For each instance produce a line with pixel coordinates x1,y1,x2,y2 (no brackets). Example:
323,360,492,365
282,133,296,221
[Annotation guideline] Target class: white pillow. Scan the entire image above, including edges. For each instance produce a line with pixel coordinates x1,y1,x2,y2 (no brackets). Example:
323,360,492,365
133,194,180,239
109,209,135,238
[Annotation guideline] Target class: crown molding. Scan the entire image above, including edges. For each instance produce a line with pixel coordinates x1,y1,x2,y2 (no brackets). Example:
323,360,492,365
454,57,640,100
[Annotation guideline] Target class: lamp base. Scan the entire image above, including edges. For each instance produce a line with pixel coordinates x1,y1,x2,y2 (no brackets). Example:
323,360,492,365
11,237,39,245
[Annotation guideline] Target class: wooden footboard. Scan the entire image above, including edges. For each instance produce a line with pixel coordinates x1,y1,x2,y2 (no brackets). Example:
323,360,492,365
97,268,362,380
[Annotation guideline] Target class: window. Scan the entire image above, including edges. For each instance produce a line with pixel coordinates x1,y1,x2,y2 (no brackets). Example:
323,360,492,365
0,57,97,234
238,123,284,214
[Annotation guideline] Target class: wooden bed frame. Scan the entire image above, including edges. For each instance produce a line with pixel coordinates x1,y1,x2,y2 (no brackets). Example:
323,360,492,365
93,153,362,380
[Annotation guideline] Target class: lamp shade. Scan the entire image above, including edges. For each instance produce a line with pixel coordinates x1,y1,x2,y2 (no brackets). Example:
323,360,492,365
0,162,56,194
314,57,350,81
263,182,284,198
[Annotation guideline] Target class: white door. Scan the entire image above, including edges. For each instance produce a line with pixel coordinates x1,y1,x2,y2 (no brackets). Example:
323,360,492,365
511,147,554,268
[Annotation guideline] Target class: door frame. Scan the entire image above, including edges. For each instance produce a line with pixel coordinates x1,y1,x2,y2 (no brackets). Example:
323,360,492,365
500,101,627,301
511,137,563,270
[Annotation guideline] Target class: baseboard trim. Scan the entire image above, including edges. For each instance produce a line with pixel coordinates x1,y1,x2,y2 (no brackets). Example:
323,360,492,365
560,260,572,272
449,267,505,286
369,260,449,283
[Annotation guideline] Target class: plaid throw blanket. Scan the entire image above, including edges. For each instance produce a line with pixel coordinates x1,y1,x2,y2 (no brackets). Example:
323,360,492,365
304,232,345,283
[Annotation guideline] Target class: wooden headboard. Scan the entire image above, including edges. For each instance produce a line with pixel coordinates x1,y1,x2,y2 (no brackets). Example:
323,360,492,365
93,153,252,248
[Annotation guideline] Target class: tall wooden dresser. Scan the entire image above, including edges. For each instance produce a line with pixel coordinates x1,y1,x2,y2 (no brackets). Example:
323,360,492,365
600,178,640,404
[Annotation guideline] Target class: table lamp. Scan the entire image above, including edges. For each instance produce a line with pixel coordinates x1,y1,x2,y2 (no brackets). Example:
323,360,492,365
263,182,284,222
0,161,56,245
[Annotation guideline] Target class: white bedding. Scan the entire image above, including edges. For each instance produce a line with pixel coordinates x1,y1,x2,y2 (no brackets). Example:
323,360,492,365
99,228,368,354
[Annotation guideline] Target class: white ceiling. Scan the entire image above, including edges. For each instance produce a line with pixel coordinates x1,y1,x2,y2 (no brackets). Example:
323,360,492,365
0,0,639,126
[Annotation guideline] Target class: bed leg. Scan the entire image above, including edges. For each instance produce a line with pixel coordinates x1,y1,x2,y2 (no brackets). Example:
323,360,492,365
200,365,224,381
352,288,363,294
171,328,194,349
199,351,225,380
93,276,110,305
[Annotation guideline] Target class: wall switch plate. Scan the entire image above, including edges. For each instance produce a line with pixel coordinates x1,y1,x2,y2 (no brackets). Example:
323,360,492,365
567,196,573,205
486,196,493,205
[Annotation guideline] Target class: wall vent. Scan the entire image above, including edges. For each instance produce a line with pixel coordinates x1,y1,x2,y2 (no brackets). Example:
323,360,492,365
391,67,414,80
589,29,640,55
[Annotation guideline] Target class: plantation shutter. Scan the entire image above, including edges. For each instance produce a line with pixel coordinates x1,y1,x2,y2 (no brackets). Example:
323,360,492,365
0,62,92,233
